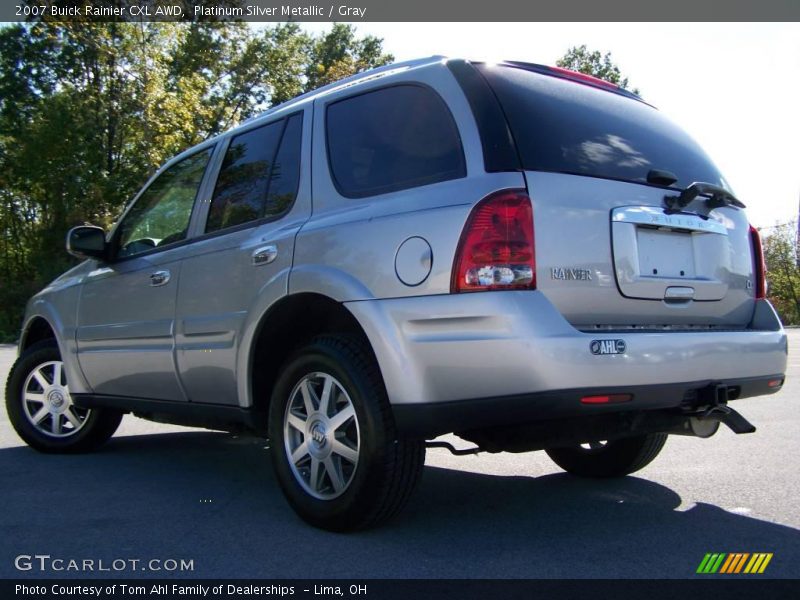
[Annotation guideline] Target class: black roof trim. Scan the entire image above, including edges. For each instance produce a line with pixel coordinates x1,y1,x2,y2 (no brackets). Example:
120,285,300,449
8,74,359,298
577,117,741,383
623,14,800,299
446,59,521,173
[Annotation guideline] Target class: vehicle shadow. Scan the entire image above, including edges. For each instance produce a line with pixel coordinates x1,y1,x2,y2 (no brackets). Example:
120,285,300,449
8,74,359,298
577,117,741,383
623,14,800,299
1,430,797,579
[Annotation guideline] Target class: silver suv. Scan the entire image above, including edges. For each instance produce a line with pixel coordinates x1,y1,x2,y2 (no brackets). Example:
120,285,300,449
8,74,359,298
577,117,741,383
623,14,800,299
5,57,787,531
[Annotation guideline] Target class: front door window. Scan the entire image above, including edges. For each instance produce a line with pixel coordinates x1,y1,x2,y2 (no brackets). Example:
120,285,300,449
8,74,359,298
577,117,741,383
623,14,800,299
116,148,212,259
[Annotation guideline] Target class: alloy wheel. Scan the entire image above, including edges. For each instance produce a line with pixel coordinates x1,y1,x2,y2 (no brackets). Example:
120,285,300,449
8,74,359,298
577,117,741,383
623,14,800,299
283,372,360,500
21,361,90,438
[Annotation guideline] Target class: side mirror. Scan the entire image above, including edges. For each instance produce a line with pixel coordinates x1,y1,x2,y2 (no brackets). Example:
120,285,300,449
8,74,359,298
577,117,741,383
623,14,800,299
66,226,107,260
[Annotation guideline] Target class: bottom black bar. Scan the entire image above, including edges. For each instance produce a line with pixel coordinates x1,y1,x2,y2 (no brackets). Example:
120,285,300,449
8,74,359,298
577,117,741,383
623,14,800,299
3,579,799,600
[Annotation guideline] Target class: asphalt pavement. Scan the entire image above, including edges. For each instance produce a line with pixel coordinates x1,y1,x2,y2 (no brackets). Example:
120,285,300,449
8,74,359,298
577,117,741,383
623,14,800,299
0,334,798,579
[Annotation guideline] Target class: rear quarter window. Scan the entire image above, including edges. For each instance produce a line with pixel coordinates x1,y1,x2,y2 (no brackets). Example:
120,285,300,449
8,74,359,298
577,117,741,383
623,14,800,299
326,84,466,198
478,64,728,190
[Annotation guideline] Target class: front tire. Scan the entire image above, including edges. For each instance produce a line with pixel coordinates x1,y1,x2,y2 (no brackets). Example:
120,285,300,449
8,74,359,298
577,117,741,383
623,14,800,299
5,340,123,453
268,335,425,531
545,433,668,478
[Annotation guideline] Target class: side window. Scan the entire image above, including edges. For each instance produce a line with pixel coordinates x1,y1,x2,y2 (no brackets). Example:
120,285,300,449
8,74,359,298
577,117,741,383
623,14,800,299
116,148,212,259
265,113,303,217
206,113,302,234
326,85,466,198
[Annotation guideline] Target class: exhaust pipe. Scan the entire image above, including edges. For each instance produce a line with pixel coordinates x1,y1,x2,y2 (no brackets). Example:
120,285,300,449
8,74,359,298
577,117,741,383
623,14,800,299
673,383,757,436
701,404,757,434
668,416,720,438
668,404,756,438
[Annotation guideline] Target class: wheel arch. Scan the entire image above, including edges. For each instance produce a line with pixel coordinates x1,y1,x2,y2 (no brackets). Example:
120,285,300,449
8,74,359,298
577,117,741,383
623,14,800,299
20,316,58,353
244,292,379,424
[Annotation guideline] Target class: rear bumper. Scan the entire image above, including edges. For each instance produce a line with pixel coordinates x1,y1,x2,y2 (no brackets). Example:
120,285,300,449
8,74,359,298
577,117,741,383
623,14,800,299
344,292,787,436
392,374,784,438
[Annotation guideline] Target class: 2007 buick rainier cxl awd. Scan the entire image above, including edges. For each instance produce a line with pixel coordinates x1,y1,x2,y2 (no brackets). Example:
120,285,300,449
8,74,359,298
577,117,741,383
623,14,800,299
6,57,787,531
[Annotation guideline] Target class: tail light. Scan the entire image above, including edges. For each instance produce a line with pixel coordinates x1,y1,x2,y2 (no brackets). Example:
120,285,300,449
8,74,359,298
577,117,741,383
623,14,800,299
749,225,766,299
451,189,535,293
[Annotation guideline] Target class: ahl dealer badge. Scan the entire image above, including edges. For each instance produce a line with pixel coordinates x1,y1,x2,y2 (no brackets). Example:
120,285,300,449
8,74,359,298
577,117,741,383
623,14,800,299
590,339,626,355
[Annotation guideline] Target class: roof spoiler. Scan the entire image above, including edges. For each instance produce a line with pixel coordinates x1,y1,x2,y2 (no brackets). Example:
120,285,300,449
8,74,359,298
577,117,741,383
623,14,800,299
498,60,646,104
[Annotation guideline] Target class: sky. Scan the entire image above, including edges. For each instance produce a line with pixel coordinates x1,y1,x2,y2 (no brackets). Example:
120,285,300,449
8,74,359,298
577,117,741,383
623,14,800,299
301,22,800,229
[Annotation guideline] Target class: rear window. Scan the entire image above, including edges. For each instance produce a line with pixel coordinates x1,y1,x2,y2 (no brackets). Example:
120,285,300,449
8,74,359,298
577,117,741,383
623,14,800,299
478,64,727,189
326,84,466,198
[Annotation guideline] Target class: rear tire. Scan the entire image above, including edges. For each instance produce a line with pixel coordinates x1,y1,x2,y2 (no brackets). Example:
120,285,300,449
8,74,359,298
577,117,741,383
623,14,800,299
5,340,123,453
545,433,667,478
268,335,425,531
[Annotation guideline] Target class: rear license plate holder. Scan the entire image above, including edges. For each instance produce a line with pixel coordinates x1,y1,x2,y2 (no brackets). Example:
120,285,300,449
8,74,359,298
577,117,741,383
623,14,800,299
636,228,696,279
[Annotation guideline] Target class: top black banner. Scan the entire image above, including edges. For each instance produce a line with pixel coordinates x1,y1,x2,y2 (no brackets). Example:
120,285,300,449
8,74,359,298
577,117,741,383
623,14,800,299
6,0,800,22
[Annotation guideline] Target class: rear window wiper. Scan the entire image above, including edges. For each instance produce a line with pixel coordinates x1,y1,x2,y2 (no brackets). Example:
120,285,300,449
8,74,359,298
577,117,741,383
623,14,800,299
664,182,745,212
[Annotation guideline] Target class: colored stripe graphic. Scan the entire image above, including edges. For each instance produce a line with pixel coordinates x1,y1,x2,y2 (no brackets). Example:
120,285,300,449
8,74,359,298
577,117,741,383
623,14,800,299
744,553,774,574
697,553,726,574
719,554,735,573
696,553,713,573
759,553,774,573
699,553,773,574
720,553,749,573
734,553,750,573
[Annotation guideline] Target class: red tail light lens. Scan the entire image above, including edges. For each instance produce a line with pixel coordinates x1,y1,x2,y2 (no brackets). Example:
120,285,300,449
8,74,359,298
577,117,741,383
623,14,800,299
749,225,767,300
451,189,535,293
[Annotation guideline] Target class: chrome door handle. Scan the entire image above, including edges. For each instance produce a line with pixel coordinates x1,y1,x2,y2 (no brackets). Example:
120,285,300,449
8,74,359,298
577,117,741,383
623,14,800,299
252,245,278,266
149,270,171,287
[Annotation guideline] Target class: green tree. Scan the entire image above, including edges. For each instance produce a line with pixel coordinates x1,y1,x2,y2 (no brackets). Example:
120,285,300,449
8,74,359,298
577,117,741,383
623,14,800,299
0,22,392,341
761,222,800,325
304,24,393,92
556,45,639,95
